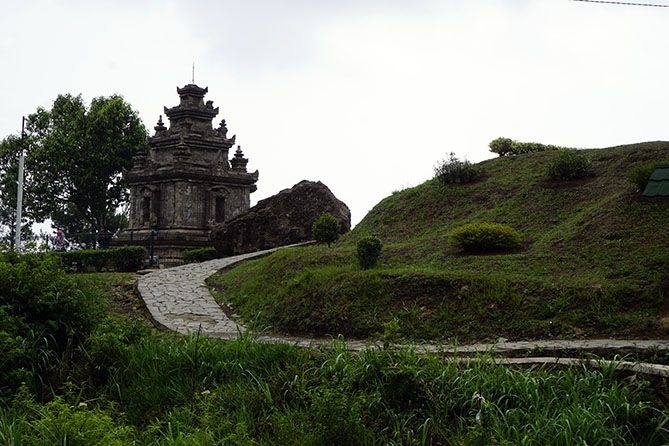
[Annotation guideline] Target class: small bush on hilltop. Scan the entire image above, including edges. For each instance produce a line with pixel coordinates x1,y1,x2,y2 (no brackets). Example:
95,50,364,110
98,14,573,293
489,137,562,157
433,152,482,184
312,213,340,247
547,149,594,181
488,137,516,156
449,222,522,253
356,236,382,269
628,161,662,191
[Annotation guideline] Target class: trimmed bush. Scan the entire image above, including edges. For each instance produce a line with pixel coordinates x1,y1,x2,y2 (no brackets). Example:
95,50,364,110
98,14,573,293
488,137,516,156
56,246,147,272
183,247,222,263
433,152,482,184
449,222,522,253
628,162,659,191
489,137,562,157
547,149,594,181
312,213,341,247
356,236,383,270
516,141,553,154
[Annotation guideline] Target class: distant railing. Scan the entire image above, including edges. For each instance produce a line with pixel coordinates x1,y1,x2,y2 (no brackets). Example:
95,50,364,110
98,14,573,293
5,228,159,266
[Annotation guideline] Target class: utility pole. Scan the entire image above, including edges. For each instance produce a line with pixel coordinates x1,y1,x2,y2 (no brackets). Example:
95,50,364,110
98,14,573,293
14,116,26,252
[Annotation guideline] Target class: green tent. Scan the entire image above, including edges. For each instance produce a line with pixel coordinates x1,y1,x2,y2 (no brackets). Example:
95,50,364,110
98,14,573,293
642,164,669,197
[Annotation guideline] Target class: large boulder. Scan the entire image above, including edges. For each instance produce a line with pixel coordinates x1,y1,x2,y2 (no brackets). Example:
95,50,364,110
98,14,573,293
211,180,351,255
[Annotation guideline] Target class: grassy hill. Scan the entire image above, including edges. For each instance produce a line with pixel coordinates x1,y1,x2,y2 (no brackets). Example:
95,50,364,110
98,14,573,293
208,142,669,342
4,145,669,443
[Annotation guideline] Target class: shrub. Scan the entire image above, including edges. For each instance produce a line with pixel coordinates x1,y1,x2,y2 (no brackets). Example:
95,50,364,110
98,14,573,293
547,149,594,181
515,141,550,154
356,236,383,270
183,247,222,263
448,222,522,253
628,162,659,191
22,396,133,445
433,152,482,184
56,246,147,272
85,316,151,384
0,253,106,396
312,213,341,247
489,137,516,156
489,137,562,157
0,307,34,397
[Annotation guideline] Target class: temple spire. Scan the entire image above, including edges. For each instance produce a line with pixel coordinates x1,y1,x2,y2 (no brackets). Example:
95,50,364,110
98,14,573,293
154,115,167,134
231,145,249,172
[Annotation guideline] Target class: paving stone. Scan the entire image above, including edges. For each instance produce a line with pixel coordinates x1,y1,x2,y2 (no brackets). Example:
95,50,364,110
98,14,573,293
135,244,669,377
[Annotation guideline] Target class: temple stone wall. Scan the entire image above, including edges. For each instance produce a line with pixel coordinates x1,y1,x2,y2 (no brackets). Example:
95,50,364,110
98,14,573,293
115,84,258,266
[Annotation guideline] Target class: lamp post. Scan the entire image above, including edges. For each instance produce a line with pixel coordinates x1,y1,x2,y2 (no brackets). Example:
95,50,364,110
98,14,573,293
14,117,26,252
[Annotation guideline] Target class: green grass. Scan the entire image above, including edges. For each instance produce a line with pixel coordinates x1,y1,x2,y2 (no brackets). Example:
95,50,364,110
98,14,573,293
208,246,662,341
70,272,136,297
4,249,669,444
208,142,669,342
6,330,669,445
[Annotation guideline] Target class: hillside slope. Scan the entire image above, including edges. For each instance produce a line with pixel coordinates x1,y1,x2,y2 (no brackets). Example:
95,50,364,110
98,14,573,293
208,142,669,342
351,141,668,281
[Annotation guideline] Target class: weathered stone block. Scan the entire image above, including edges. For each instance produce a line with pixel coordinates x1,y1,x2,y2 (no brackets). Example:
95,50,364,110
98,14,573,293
211,180,350,255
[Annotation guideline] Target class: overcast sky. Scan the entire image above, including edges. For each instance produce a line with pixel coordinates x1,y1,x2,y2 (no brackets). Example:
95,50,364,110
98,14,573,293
2,0,669,226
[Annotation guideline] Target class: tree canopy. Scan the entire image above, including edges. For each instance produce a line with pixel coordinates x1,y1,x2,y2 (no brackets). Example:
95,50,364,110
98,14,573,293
0,94,147,242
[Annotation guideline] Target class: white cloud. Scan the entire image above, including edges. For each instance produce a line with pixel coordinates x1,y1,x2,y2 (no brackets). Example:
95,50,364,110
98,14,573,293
2,0,669,226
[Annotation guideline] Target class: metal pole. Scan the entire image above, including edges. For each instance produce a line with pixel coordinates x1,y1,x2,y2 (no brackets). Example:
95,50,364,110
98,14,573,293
149,229,156,266
14,117,26,252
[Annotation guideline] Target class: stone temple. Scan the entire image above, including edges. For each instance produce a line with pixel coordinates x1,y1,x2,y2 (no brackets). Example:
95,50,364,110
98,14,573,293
116,84,258,265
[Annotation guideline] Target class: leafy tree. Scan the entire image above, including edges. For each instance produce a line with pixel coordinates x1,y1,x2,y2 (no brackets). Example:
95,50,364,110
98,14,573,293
312,213,341,247
488,137,516,156
4,94,147,240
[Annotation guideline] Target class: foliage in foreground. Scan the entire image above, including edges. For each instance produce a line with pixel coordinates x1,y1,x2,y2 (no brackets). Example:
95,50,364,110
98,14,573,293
4,325,668,445
448,222,522,253
1,254,668,445
0,253,106,396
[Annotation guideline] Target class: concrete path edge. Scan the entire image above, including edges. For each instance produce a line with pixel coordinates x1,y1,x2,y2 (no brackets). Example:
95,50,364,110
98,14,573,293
136,245,669,377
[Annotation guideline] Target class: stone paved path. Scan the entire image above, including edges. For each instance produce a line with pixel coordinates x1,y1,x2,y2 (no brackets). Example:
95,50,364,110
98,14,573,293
137,248,281,338
137,246,669,376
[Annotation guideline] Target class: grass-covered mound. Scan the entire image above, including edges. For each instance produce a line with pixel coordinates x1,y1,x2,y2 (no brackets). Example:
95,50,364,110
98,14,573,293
208,142,669,342
3,251,669,444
